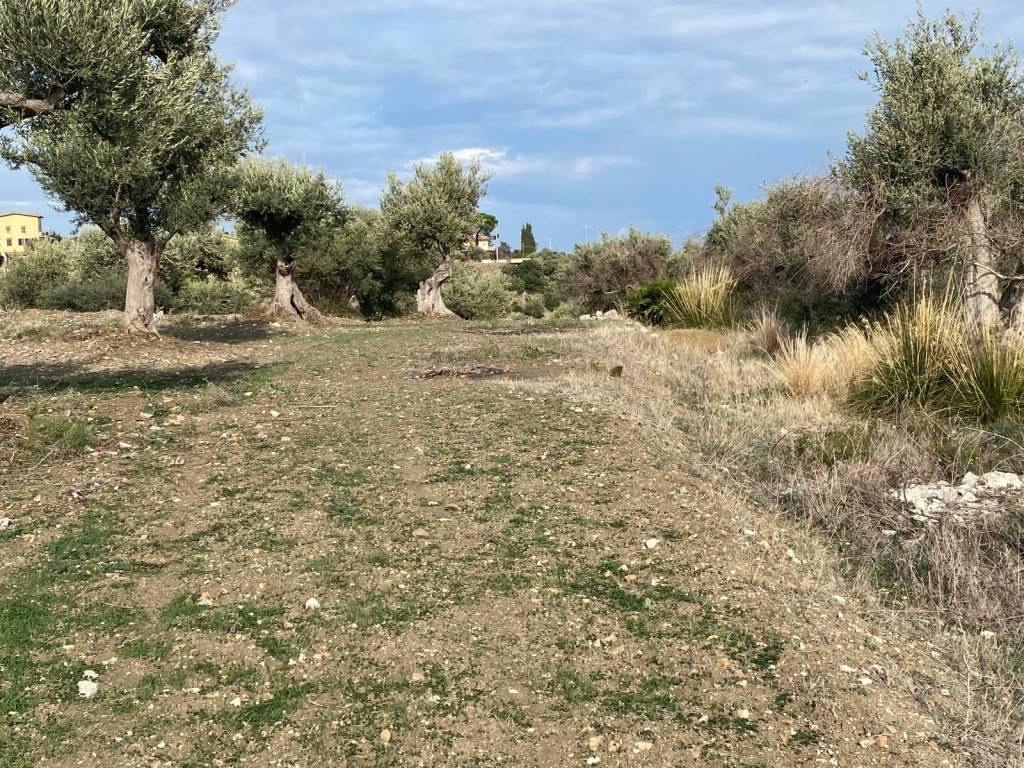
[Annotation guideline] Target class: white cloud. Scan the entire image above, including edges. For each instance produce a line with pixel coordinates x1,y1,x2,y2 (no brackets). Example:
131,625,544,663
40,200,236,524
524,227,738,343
414,148,634,180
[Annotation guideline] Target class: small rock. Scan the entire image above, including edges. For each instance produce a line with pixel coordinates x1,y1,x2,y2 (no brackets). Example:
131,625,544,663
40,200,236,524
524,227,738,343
380,728,392,745
412,528,429,539
197,592,214,607
82,669,99,680
305,597,321,612
0,517,10,530
981,630,997,640
633,741,653,753
588,735,604,752
875,734,890,749
734,708,751,720
78,680,99,699
982,471,1023,490
643,538,660,550
230,696,242,707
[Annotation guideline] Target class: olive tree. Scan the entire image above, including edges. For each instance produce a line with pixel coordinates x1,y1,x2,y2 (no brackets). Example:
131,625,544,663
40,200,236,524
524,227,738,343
230,158,344,321
0,0,261,333
844,11,1024,330
379,153,490,316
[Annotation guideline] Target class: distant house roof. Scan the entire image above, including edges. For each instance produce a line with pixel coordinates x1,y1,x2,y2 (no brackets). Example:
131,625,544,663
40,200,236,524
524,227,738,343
0,211,44,219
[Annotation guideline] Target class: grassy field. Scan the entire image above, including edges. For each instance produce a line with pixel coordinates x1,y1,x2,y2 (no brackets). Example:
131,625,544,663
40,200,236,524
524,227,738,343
0,311,1009,767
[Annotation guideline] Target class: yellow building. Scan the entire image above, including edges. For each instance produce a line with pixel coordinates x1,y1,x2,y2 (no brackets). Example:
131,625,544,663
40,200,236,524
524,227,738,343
0,212,44,257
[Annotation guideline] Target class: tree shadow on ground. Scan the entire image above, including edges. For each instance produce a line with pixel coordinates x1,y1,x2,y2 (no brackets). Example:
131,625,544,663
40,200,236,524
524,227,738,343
162,319,279,345
0,359,275,400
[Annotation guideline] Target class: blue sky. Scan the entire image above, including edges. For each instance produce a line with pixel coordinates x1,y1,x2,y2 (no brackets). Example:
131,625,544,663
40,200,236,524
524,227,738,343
2,0,1022,250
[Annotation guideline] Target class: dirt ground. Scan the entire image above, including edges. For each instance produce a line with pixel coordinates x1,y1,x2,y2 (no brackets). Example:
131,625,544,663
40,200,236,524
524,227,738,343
0,311,985,767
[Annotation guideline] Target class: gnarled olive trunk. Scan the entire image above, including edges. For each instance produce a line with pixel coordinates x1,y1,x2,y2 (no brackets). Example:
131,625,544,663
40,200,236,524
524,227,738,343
416,253,456,317
964,195,1002,332
258,257,323,322
120,238,162,335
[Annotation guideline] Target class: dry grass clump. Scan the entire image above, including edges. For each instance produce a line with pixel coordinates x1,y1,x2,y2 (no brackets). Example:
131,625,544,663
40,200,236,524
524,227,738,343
852,298,1024,423
769,325,874,400
763,296,1024,424
745,307,788,357
662,264,735,328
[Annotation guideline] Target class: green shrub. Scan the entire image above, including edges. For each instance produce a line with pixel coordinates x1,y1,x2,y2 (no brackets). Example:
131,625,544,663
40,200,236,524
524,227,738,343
442,263,514,320
65,228,123,282
521,296,546,319
38,277,173,312
502,259,547,293
662,265,735,328
172,278,259,315
624,277,676,325
0,242,71,307
562,229,685,312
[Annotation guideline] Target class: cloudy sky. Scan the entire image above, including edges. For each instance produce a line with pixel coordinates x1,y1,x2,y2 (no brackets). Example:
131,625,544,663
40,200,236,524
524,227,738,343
2,0,1022,249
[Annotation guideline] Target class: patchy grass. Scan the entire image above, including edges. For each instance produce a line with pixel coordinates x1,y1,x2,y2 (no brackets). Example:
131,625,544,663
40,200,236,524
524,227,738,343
0,311,1006,767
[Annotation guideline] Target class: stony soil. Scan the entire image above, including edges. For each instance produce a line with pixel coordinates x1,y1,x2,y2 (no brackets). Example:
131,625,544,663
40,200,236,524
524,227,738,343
0,311,981,766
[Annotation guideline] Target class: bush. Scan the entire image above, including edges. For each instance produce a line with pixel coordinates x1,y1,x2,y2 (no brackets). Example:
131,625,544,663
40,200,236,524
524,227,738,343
704,177,888,329
161,229,239,292
521,296,546,319
172,278,260,315
39,277,126,312
38,277,174,313
624,277,676,325
502,259,547,293
65,228,123,282
442,263,514,320
0,241,71,307
662,265,735,328
770,325,874,399
562,229,684,312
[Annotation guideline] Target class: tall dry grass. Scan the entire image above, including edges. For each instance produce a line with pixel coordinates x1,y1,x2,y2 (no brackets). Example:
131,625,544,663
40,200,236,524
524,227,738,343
662,264,735,328
765,296,1024,424
769,324,874,399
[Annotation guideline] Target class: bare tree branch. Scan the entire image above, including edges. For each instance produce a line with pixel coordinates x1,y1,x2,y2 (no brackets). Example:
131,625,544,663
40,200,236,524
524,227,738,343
0,87,65,128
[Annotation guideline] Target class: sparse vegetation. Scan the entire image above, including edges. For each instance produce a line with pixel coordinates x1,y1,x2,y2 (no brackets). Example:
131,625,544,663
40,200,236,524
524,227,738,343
3,4,1024,766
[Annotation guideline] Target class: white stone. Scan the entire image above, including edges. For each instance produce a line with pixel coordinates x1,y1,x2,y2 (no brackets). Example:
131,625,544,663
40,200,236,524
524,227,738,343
78,680,99,699
305,597,321,612
981,471,1023,490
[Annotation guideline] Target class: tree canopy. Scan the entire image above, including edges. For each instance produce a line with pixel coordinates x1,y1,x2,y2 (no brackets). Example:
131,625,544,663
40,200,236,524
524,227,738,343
844,10,1024,222
520,223,537,256
0,0,262,331
379,153,490,262
230,157,344,320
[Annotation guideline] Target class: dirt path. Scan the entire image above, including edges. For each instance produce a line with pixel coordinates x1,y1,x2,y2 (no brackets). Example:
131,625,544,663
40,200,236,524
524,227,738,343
0,315,973,766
